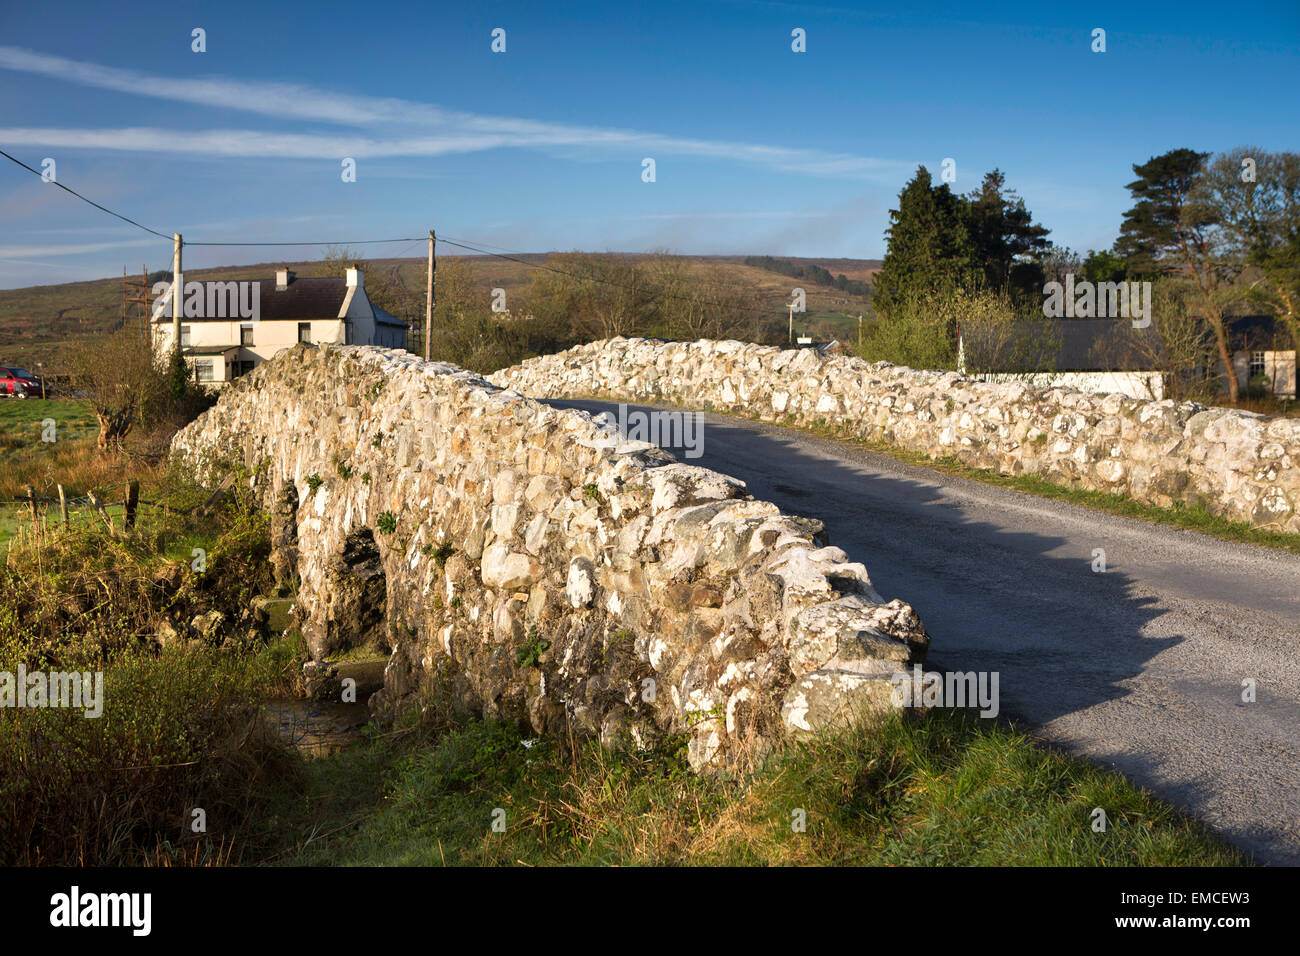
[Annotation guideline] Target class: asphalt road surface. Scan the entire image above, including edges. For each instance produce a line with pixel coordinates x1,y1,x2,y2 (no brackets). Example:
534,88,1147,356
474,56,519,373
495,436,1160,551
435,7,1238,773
552,399,1300,865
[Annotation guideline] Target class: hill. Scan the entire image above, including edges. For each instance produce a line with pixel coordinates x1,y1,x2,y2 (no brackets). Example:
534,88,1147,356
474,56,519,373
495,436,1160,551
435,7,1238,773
0,253,880,370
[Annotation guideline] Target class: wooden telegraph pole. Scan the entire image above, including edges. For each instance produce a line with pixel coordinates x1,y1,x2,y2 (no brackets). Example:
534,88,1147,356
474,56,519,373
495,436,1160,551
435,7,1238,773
424,229,436,361
171,233,183,358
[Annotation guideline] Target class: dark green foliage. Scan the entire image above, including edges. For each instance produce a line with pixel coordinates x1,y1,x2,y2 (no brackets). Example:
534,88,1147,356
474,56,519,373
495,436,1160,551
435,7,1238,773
1081,248,1129,283
1113,148,1212,275
873,166,979,316
744,256,872,295
963,169,1051,301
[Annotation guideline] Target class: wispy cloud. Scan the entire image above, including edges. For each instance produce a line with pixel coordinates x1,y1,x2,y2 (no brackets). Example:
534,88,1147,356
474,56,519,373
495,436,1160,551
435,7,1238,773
0,46,911,178
0,237,165,258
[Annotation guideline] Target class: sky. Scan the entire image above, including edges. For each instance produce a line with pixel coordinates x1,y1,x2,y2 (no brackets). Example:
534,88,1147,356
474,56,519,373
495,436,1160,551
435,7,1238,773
0,0,1297,289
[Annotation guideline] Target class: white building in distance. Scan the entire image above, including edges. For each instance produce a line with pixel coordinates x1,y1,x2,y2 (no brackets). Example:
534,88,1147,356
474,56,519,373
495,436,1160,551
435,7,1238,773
152,265,407,385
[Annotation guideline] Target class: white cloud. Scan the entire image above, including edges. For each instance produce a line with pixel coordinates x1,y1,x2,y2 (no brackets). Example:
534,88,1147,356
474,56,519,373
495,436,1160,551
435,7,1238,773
0,237,165,258
0,46,911,179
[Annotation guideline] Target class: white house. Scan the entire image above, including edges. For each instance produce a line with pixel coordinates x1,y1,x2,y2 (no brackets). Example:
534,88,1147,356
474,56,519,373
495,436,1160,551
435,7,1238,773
152,265,407,385
1229,315,1297,400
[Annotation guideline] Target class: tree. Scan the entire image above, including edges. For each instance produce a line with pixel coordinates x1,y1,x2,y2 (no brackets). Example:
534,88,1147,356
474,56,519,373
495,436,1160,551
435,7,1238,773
1115,148,1244,401
647,256,758,341
964,169,1051,300
66,326,210,454
873,166,976,317
1081,248,1127,283
1126,278,1224,403
1189,147,1300,352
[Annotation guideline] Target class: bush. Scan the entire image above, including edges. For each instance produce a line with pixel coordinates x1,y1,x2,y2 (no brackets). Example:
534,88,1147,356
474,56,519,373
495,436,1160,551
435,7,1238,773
858,285,1056,374
0,469,294,865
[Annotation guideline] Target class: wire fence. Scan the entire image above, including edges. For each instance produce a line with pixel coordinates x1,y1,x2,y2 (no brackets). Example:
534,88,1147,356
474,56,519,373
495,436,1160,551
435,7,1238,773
1,479,227,552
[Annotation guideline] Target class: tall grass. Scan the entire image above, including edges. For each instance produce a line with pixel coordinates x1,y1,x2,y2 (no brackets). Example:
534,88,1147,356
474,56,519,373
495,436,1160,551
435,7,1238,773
0,464,299,866
265,710,1245,867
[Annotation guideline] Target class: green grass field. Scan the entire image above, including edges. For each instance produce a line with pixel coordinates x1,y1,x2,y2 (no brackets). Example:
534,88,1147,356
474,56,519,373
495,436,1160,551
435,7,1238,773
0,399,100,546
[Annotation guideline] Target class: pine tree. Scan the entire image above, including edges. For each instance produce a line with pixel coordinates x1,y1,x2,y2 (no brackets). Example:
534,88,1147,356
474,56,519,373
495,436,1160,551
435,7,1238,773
1114,148,1241,400
965,169,1051,300
873,166,976,316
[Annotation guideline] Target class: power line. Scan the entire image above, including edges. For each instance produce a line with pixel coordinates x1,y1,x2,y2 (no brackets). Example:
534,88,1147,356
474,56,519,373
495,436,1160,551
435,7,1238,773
0,148,172,240
1,147,753,311
184,237,424,247
1,148,427,248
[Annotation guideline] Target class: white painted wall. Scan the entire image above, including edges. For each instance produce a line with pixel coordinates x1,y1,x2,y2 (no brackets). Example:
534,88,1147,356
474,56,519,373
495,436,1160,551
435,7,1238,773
1235,349,1297,399
972,370,1164,401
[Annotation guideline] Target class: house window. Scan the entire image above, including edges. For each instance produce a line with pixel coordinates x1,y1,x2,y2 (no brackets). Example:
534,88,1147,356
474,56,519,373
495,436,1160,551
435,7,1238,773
298,323,312,344
180,325,192,347
195,359,214,383
1249,351,1266,378
241,324,255,346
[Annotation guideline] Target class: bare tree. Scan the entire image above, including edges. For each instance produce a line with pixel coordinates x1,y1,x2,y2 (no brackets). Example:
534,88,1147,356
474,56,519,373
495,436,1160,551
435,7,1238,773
1191,148,1300,351
66,326,173,453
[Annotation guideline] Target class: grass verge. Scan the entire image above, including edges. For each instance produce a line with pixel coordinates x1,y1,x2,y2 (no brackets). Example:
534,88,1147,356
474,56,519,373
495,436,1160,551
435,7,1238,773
258,709,1246,867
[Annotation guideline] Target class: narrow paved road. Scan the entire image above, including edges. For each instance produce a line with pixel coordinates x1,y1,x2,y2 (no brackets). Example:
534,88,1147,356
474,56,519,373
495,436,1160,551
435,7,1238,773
553,399,1300,865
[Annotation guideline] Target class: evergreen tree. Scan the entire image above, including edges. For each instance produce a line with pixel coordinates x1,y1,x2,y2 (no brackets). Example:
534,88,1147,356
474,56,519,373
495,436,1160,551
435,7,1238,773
964,169,1051,299
873,166,975,316
1113,148,1211,275
1114,148,1241,399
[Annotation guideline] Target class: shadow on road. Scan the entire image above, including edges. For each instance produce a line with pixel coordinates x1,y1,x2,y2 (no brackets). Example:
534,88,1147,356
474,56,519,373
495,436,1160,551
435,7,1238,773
549,399,1177,728
549,398,1300,864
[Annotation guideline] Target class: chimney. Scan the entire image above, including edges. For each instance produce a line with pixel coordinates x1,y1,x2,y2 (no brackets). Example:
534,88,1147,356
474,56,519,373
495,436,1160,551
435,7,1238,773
346,263,362,288
276,267,295,290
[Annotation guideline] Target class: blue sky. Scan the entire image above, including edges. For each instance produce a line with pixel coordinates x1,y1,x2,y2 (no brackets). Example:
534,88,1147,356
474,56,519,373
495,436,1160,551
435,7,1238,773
0,0,1297,288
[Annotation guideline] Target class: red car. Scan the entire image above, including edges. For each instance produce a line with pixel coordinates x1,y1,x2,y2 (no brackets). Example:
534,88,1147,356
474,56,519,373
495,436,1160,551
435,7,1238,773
0,366,44,398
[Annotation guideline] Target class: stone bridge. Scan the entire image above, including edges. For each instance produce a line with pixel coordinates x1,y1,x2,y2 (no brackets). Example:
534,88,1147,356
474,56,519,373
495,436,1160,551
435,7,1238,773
170,343,930,769
491,337,1300,534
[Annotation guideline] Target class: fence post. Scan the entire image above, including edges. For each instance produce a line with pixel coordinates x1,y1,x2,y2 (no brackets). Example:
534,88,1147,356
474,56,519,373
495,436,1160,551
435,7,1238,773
87,490,113,534
125,479,139,530
58,484,69,527
24,486,36,526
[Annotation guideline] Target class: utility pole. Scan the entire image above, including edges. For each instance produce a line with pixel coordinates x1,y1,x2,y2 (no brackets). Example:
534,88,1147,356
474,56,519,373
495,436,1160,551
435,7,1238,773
424,229,435,361
171,233,183,359
858,314,862,350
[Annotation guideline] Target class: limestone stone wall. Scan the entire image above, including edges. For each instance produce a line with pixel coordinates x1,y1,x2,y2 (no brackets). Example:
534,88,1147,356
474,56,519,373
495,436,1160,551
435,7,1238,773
490,337,1300,534
170,344,930,769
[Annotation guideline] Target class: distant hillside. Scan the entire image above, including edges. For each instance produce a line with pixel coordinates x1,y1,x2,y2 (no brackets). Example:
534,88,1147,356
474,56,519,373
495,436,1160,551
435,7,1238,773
0,253,879,369
743,256,873,296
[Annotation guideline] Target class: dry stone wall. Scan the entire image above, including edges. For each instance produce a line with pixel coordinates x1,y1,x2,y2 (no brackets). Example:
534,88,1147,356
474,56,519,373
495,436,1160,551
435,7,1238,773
491,337,1300,535
170,344,930,769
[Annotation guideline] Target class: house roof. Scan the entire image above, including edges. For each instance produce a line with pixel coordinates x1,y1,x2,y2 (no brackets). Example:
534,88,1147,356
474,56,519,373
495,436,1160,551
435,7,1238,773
153,273,408,333
1228,314,1291,350
977,319,1165,373
255,277,348,321
183,345,240,356
1054,319,1163,371
153,275,348,322
985,315,1293,373
374,304,407,328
